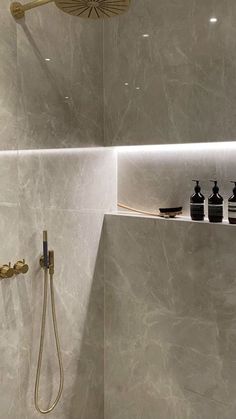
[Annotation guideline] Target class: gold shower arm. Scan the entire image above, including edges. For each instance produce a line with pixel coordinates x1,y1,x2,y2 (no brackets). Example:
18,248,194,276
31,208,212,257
10,0,53,19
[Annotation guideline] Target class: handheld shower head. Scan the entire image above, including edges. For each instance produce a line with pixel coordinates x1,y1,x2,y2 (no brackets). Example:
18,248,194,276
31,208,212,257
43,230,48,268
10,0,131,20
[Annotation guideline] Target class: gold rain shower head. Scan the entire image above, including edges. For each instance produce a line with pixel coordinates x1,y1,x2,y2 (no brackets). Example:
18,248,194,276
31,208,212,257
10,0,131,20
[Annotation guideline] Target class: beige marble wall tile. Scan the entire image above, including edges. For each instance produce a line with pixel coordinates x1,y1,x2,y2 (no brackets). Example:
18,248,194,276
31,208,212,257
18,148,117,210
104,214,236,419
0,151,18,205
0,151,19,264
1,0,104,151
0,152,19,417
0,10,17,150
118,144,236,217
15,3,103,150
104,0,236,146
0,148,117,418
15,147,116,418
16,208,105,419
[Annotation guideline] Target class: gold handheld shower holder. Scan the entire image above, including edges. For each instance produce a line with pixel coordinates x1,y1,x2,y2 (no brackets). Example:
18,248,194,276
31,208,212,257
39,250,54,274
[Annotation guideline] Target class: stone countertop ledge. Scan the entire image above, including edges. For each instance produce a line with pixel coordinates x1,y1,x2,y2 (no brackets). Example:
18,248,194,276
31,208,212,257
106,210,236,227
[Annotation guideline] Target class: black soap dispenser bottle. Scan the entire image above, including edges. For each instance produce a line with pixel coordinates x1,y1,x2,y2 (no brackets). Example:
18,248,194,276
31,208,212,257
190,180,205,221
228,181,236,224
208,181,224,223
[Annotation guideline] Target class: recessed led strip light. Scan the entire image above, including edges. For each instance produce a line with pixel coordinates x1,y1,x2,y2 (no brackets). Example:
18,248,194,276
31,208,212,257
1,141,236,155
0,147,115,156
116,141,236,153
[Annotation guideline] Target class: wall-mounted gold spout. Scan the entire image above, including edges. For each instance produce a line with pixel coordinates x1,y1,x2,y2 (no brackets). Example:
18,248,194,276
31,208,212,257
10,0,53,19
0,263,14,279
14,259,29,275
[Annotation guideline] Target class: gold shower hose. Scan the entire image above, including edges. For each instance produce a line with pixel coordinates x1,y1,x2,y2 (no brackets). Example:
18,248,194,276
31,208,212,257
34,267,64,414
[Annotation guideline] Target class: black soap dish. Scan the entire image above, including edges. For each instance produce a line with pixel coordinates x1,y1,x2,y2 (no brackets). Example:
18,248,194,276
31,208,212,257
159,207,183,218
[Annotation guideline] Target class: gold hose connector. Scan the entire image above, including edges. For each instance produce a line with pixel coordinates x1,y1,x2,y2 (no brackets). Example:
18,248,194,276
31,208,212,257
35,235,64,414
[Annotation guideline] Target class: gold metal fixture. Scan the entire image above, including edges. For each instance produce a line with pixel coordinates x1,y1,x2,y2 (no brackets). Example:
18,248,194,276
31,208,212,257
14,259,29,275
10,0,131,19
35,231,64,414
43,230,47,242
39,256,44,268
0,263,14,279
39,251,54,272
54,0,131,19
10,0,52,19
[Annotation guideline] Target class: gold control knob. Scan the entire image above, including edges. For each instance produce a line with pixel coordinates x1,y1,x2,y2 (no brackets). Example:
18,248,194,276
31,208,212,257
14,259,29,275
0,263,14,279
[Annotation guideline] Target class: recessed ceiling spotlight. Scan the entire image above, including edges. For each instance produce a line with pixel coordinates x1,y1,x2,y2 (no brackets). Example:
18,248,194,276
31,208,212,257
65,96,69,99
136,86,141,90
209,17,218,23
45,58,51,61
142,33,150,38
124,82,129,86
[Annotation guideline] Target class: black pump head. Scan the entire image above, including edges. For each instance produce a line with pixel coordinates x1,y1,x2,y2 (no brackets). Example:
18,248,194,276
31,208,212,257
230,181,236,195
210,180,219,194
192,179,201,193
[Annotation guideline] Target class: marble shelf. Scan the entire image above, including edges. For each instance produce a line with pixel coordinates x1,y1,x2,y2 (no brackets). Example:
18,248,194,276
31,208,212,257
106,210,236,228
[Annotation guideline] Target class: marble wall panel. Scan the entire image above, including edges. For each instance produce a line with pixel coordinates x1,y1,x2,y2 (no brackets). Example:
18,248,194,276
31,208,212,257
0,4,17,150
104,0,236,146
0,150,19,417
16,5,104,149
0,148,117,418
118,143,236,218
0,1,104,151
104,214,236,419
16,208,105,419
18,148,117,211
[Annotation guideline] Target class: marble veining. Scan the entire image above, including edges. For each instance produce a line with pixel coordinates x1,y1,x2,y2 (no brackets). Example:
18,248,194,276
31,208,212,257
104,0,236,146
17,6,104,149
0,148,117,418
118,144,236,217
0,1,104,150
3,0,236,149
0,8,17,150
104,214,236,419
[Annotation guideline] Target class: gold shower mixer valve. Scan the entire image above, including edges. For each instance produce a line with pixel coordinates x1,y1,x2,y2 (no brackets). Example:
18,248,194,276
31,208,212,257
0,260,29,279
0,263,14,279
14,259,29,275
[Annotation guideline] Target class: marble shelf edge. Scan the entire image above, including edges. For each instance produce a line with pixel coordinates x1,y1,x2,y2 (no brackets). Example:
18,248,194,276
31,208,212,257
105,211,236,228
